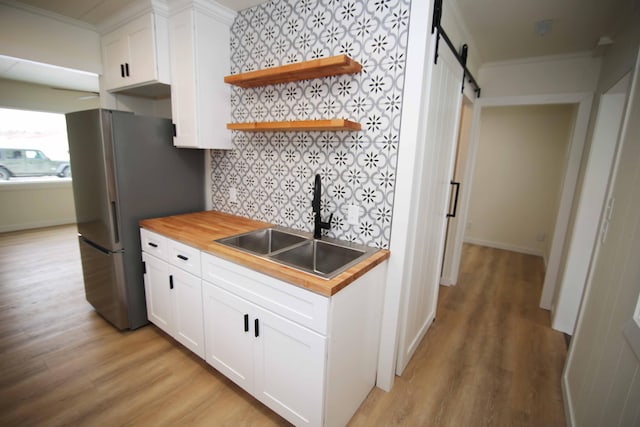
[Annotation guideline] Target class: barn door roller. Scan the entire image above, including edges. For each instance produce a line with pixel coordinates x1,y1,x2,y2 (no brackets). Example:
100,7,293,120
431,0,481,98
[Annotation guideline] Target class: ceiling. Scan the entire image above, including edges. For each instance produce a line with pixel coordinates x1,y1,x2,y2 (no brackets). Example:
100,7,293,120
1,0,265,93
448,0,627,64
15,0,265,26
2,0,627,92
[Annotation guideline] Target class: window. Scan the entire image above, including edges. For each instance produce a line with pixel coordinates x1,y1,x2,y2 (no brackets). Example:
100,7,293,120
0,108,71,181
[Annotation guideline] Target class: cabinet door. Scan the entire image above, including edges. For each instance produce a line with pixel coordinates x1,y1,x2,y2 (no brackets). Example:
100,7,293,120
169,7,232,149
253,304,326,427
170,266,205,358
126,14,157,86
168,8,197,148
102,32,129,90
142,252,173,335
203,281,254,392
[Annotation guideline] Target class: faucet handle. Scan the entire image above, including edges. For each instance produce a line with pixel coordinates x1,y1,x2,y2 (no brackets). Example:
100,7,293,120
321,213,333,230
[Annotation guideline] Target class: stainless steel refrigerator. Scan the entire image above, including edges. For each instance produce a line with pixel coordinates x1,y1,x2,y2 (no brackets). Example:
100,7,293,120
66,109,204,330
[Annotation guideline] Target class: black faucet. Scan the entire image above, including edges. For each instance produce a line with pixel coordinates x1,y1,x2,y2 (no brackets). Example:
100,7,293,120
312,174,332,239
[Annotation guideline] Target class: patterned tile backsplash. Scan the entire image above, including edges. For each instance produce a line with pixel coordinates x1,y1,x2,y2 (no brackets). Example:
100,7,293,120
209,0,411,249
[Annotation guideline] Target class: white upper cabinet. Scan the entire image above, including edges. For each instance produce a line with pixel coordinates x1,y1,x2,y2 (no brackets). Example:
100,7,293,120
168,0,235,149
101,13,171,93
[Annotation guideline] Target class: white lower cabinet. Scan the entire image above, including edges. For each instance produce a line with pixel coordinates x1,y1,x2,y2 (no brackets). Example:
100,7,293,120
171,266,205,357
141,229,205,358
142,251,173,332
203,281,325,426
141,227,387,427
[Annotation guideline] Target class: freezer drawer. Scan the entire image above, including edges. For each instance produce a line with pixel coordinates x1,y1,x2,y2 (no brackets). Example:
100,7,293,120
78,236,128,329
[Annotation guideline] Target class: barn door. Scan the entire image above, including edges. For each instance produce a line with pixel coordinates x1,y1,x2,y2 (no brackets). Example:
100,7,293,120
396,40,464,373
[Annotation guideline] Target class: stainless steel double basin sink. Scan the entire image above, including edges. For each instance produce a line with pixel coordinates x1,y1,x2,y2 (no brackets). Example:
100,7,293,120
215,227,378,279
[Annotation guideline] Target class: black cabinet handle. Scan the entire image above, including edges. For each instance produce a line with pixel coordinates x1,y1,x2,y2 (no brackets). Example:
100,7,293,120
125,63,130,77
120,64,125,78
447,181,461,218
177,254,189,261
142,261,146,274
169,275,174,289
254,319,260,337
244,314,249,332
148,242,158,248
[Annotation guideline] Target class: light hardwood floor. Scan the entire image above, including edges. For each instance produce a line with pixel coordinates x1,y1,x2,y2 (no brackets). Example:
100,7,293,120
0,225,566,426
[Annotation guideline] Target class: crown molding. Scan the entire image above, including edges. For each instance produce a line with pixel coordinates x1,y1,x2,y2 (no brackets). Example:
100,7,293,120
97,0,170,34
167,0,236,25
480,51,597,71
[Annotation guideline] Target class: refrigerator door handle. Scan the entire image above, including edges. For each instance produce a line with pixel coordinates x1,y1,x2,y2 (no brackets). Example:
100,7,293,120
81,236,111,255
111,201,120,244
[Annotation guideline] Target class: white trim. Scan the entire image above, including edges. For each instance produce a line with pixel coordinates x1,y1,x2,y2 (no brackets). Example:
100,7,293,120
205,150,213,210
98,0,170,34
476,92,590,107
0,218,76,233
561,45,640,427
540,95,593,309
463,237,545,258
562,375,576,427
166,0,237,24
480,51,596,71
550,91,627,335
0,178,72,191
376,0,434,392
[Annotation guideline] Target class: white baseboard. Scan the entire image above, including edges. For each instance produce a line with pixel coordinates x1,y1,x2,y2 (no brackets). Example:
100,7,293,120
0,218,76,233
439,277,455,286
464,237,545,258
562,373,575,427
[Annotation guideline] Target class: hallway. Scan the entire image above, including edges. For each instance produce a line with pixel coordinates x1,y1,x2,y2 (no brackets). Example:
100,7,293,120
350,243,567,426
0,226,566,426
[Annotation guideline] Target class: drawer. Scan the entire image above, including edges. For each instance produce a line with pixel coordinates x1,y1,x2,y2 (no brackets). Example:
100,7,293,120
140,228,167,260
201,252,329,335
167,239,201,277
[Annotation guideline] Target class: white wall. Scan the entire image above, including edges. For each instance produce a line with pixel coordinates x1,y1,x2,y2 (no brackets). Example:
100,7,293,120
465,104,574,260
442,0,480,76
562,0,640,424
0,2,101,74
0,181,76,232
0,79,96,232
479,53,601,98
0,78,100,113
0,2,171,232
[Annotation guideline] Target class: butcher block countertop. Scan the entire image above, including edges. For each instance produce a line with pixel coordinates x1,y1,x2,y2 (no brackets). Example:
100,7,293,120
139,210,390,296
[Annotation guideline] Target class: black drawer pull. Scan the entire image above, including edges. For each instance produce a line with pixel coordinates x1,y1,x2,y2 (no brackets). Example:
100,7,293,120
148,242,158,248
244,314,249,332
177,254,189,261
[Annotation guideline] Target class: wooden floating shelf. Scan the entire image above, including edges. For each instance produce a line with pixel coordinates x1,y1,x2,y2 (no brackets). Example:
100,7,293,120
227,119,361,132
224,55,362,88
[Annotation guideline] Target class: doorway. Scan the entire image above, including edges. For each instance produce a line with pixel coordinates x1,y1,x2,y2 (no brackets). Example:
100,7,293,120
441,97,474,285
548,73,631,334
465,104,576,261
447,94,593,309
